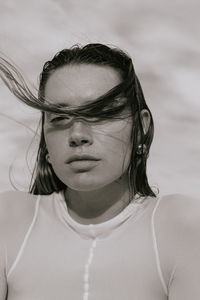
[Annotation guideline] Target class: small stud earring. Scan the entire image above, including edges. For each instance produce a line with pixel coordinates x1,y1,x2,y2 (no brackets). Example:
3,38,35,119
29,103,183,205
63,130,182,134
46,153,51,164
136,144,147,155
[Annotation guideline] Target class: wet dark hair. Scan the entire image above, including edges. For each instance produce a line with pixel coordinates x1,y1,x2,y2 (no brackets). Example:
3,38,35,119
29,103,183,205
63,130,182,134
0,43,156,197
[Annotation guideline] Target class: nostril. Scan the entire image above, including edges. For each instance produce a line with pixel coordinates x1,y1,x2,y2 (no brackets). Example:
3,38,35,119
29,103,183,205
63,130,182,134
69,140,77,147
81,139,89,144
69,138,90,147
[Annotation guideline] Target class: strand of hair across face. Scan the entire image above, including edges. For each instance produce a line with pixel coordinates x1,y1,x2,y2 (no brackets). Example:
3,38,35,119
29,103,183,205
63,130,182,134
0,56,134,122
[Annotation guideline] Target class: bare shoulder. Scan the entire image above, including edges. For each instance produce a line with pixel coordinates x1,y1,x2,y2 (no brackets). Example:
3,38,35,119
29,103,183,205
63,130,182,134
155,193,200,240
0,191,42,273
154,193,200,285
0,190,39,227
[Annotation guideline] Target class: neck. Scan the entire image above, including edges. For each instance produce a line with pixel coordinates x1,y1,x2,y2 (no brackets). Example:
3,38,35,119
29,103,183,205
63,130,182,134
64,174,133,225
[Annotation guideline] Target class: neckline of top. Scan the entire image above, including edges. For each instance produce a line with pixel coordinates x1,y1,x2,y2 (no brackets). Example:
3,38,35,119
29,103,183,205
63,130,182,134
54,190,157,239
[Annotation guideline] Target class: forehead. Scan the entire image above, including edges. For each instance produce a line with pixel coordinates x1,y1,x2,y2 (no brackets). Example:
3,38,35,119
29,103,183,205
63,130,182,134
44,64,121,107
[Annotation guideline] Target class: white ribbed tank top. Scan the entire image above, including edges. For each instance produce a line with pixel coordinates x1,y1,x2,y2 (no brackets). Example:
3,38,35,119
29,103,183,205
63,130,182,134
6,192,168,300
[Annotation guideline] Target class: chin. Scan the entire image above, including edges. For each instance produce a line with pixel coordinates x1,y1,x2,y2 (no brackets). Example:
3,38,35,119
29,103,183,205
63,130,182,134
64,177,113,192
66,182,107,192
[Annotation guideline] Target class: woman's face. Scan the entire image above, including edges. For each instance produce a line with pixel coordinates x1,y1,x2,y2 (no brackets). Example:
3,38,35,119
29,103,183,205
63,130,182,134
43,64,133,191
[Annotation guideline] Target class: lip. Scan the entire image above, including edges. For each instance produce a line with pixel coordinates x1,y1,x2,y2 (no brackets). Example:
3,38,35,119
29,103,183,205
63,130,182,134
66,154,101,164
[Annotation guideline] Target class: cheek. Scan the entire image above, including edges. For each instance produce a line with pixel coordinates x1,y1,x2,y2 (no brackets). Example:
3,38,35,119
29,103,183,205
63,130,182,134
95,122,133,170
106,138,132,172
44,128,65,163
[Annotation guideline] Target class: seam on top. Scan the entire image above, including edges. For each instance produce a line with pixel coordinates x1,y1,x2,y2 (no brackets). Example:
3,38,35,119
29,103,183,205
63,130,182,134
3,243,8,278
7,195,41,279
83,238,97,300
151,197,168,297
167,263,177,292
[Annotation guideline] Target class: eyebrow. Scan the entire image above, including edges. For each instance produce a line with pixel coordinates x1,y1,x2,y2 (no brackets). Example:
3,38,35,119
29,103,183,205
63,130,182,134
48,98,99,112
54,102,70,107
45,101,81,118
45,102,69,114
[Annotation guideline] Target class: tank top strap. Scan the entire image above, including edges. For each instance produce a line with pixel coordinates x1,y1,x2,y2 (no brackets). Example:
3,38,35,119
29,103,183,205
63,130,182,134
7,194,41,279
151,196,168,297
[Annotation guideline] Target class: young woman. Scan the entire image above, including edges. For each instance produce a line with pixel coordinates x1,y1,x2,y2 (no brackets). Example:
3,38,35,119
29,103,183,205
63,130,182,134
0,44,199,300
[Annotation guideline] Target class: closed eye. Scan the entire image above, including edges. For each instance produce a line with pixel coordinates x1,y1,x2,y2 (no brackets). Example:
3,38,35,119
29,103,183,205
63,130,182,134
50,115,99,124
48,112,72,123
50,116,68,123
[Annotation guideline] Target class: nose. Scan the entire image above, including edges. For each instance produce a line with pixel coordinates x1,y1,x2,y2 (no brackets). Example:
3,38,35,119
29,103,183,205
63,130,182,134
68,120,93,147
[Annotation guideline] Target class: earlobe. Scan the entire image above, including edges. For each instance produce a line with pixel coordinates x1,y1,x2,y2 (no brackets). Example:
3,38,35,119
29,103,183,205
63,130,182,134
46,153,51,164
140,109,151,135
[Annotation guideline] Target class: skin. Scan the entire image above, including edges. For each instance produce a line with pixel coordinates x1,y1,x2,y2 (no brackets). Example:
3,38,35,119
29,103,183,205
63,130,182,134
43,64,150,224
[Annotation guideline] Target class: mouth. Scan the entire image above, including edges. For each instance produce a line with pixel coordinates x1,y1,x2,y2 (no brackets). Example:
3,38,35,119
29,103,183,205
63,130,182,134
66,155,101,164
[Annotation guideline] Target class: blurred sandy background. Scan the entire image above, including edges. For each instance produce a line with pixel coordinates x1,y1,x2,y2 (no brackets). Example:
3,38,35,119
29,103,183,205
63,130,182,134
0,0,199,197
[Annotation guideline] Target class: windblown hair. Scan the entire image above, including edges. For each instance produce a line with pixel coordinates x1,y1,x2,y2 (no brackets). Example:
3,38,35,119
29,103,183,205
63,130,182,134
0,43,156,197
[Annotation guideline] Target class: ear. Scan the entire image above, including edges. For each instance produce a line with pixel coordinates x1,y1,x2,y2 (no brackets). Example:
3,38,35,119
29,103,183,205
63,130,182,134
140,109,151,135
46,153,51,164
